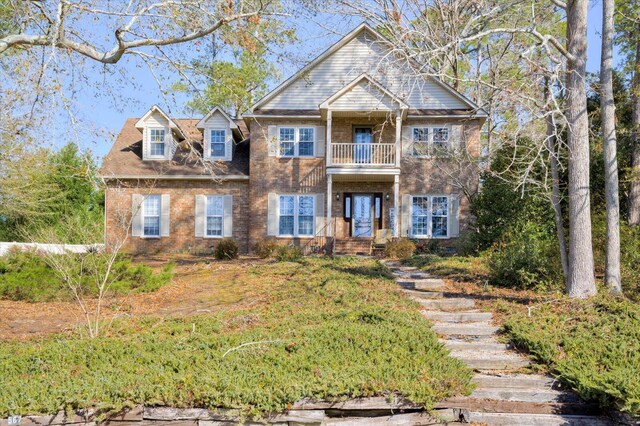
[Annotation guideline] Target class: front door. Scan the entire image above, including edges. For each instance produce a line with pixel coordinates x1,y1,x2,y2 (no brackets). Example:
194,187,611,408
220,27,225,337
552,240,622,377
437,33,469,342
354,127,372,163
353,194,373,237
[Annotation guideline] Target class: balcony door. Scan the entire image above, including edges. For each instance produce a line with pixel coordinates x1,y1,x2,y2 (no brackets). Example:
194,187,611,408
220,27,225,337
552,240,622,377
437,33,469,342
353,127,372,164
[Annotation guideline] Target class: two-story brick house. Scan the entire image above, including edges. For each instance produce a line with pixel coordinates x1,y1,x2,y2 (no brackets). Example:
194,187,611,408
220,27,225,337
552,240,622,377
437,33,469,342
100,23,486,255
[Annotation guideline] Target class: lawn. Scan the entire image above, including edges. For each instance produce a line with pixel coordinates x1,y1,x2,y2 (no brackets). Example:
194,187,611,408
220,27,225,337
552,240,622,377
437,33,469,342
0,256,473,418
404,254,640,417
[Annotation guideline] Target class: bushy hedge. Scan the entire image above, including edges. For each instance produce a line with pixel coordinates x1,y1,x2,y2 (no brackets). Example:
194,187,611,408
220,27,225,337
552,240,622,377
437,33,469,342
0,250,174,302
384,239,416,259
214,238,239,260
253,239,281,259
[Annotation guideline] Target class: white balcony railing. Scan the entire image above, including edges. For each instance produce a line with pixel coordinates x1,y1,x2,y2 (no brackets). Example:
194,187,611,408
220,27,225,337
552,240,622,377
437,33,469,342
329,143,397,166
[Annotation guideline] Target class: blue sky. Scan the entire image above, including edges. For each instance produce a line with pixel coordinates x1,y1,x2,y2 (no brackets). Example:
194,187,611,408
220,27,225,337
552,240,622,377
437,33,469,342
67,2,614,162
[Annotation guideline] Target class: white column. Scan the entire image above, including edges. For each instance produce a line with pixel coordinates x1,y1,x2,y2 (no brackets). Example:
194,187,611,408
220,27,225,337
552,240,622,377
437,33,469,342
326,110,332,166
393,174,400,238
327,174,333,237
395,112,402,167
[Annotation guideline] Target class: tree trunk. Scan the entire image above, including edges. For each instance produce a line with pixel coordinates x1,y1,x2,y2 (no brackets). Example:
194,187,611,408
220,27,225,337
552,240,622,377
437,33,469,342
600,0,622,294
565,0,597,298
630,26,640,225
545,80,569,282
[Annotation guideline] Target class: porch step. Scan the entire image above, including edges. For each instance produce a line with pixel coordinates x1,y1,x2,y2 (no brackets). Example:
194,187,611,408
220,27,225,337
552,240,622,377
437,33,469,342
333,238,372,256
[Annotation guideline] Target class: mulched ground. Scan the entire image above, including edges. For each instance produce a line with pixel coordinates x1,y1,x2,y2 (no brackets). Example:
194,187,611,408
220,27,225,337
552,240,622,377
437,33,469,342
0,255,273,341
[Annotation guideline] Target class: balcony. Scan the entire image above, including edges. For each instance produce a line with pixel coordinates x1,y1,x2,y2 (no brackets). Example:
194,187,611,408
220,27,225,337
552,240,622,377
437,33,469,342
328,143,398,167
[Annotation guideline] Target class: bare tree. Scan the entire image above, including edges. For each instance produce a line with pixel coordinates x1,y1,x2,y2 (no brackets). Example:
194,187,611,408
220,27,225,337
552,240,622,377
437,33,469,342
600,0,622,294
630,25,640,225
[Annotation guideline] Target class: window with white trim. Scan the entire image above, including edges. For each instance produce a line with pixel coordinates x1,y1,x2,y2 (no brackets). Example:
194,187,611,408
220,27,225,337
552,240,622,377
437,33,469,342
210,129,226,158
411,195,449,238
279,127,315,157
278,195,315,236
149,129,166,157
412,126,450,156
143,195,161,236
206,195,224,237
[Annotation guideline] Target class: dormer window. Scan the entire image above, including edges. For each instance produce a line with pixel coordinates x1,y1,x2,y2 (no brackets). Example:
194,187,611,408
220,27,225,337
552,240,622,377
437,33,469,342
149,128,166,157
210,129,227,158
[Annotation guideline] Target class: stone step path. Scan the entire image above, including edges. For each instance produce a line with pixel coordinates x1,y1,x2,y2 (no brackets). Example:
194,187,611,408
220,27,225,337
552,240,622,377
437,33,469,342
384,261,613,425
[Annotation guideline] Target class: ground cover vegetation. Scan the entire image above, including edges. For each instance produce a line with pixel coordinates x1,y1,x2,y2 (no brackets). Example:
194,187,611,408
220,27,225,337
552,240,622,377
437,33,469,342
0,249,174,302
0,257,472,418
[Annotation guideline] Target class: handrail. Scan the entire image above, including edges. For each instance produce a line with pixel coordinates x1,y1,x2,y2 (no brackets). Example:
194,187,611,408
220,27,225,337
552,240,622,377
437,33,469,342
330,143,396,166
301,217,337,256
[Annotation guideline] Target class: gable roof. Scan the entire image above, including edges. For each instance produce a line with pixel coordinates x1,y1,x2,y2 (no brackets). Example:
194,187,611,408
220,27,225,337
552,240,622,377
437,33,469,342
196,106,239,130
319,73,409,111
134,105,186,139
245,23,486,117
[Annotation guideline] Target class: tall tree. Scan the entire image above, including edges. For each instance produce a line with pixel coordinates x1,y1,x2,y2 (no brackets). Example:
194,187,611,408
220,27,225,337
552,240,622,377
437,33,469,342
565,0,597,297
601,0,623,293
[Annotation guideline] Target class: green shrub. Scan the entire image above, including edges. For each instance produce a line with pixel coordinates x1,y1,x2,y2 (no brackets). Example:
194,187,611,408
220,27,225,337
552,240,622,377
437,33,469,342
414,239,445,256
253,239,280,259
215,238,239,260
0,250,174,302
486,220,563,290
276,245,302,262
384,239,416,259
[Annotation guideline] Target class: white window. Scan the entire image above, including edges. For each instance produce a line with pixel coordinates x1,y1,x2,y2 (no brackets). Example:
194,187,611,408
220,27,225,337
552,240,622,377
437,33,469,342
279,127,315,157
206,196,224,237
411,195,449,238
278,195,315,237
412,126,450,156
149,129,166,157
210,129,226,158
143,195,161,236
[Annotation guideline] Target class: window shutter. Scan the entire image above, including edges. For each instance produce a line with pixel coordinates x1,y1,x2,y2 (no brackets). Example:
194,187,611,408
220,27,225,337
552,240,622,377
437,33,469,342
267,126,278,157
164,131,173,160
225,131,233,161
401,126,412,156
449,195,460,238
131,194,144,237
203,129,211,159
223,195,233,237
314,193,325,235
267,193,278,236
142,129,149,160
160,194,170,237
195,195,206,237
400,194,411,238
451,124,464,153
315,126,325,157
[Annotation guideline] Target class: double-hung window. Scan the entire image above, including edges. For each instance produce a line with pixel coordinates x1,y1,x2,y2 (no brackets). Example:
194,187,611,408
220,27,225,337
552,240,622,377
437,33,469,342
278,195,315,237
149,129,166,157
411,195,449,238
143,195,161,237
279,127,315,157
210,129,226,158
206,196,224,237
412,127,450,156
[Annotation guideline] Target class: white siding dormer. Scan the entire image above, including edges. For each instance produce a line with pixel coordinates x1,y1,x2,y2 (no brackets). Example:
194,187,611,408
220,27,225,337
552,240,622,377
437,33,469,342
135,105,184,161
197,107,238,162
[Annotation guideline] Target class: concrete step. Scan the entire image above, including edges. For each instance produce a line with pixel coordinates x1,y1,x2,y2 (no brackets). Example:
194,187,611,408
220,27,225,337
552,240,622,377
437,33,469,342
396,279,445,291
423,311,493,323
455,355,530,371
404,289,445,299
432,322,500,336
473,373,558,390
441,339,511,352
463,412,611,426
438,397,603,416
470,388,581,404
416,298,475,311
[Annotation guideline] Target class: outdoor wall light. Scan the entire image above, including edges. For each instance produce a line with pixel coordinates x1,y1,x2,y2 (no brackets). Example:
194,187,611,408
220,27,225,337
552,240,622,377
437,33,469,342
335,193,340,201
385,193,390,201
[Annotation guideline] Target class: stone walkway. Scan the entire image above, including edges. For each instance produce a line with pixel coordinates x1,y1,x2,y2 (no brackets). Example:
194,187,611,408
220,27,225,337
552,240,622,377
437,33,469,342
385,261,614,426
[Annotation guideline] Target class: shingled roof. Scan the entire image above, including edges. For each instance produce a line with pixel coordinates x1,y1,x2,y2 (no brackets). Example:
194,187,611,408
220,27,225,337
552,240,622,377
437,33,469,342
99,118,249,179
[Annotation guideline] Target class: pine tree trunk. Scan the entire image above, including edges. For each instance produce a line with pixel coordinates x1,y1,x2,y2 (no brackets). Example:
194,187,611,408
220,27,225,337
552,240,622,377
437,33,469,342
566,0,597,298
600,0,622,294
630,27,640,225
545,80,569,282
